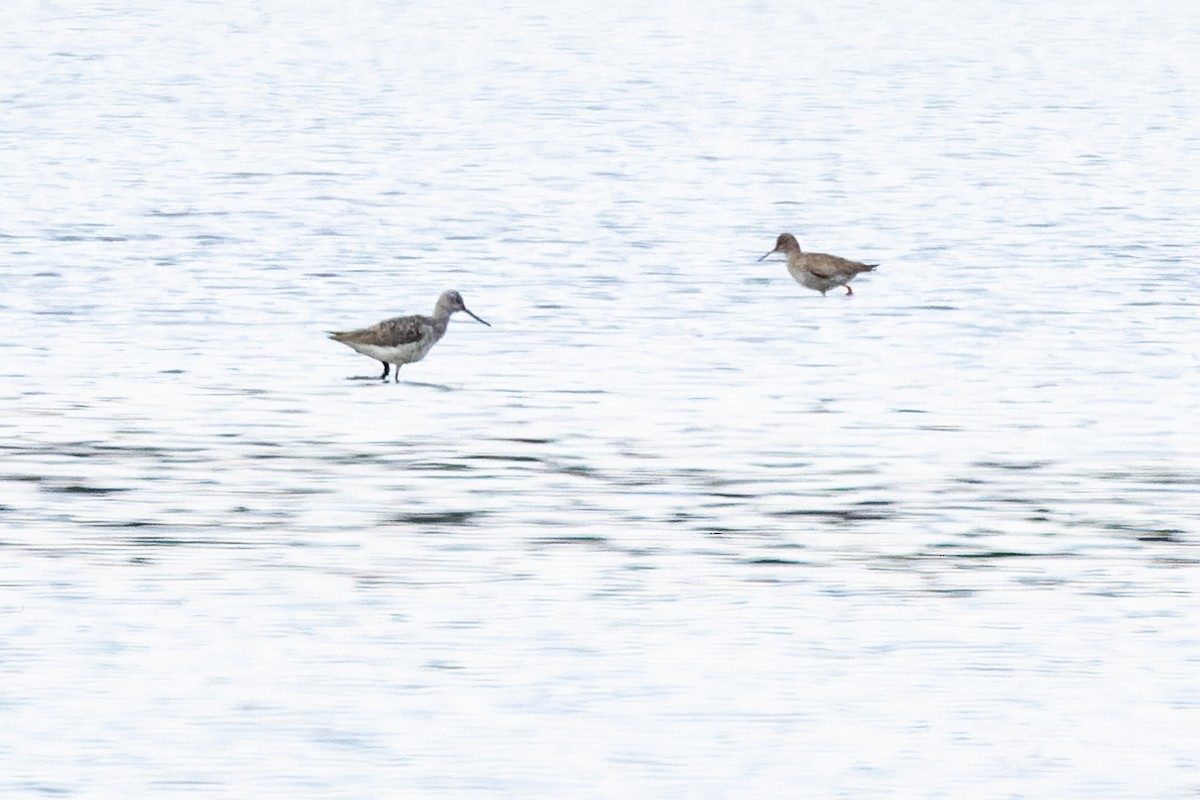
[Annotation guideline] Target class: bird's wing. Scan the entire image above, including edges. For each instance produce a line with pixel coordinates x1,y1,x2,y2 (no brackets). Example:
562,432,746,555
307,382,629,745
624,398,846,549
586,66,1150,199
332,315,431,347
807,254,875,278
805,254,849,279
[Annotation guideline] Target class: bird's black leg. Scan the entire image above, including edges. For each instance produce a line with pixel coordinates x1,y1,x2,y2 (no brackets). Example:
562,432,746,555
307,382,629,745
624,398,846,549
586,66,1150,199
380,362,390,380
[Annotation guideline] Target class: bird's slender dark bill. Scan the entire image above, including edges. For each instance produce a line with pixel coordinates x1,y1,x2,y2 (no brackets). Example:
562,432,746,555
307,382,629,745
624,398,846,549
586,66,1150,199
463,307,491,326
757,249,776,262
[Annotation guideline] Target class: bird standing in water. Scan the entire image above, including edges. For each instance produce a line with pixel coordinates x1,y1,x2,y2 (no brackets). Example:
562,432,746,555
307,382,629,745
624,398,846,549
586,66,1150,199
329,290,490,382
759,233,877,295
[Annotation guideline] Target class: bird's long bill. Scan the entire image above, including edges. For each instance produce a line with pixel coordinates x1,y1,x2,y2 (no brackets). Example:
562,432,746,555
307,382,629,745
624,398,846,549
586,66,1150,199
463,307,491,327
757,249,777,262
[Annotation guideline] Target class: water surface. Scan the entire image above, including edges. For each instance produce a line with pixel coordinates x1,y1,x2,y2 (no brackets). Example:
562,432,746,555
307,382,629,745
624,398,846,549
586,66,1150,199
2,1,1199,797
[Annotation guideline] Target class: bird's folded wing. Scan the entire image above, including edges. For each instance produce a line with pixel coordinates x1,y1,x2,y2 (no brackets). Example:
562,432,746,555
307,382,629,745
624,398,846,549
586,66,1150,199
337,317,430,347
375,317,431,346
806,255,852,279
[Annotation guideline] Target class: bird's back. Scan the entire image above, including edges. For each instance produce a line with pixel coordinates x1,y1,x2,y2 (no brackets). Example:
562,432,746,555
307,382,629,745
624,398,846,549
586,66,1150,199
798,251,877,279
330,314,435,348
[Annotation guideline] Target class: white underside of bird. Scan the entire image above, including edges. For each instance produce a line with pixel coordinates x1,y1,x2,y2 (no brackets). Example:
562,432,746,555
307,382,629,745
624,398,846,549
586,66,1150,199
340,329,437,367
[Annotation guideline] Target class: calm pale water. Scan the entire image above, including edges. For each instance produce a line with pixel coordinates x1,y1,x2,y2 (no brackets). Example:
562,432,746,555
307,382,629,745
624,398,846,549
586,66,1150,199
3,1,1199,797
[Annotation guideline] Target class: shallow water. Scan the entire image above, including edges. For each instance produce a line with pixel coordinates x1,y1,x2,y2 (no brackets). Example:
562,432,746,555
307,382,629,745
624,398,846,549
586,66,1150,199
3,1,1200,797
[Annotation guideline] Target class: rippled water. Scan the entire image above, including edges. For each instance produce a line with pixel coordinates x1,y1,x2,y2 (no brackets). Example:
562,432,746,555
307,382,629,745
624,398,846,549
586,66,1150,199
3,1,1200,797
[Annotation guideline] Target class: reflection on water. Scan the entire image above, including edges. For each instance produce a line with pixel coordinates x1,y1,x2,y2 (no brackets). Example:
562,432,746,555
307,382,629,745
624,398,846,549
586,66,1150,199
3,0,1200,797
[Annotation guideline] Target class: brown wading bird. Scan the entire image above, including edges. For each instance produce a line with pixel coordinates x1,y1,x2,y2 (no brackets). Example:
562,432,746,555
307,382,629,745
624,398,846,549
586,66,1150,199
759,233,877,295
329,290,490,382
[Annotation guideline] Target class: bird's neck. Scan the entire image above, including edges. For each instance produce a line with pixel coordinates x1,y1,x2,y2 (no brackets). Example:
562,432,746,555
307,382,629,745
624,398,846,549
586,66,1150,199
431,303,454,333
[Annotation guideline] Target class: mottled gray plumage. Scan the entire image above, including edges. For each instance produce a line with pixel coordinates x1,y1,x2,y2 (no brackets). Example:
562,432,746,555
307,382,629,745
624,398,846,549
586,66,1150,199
759,232,877,296
329,290,490,382
333,315,432,349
